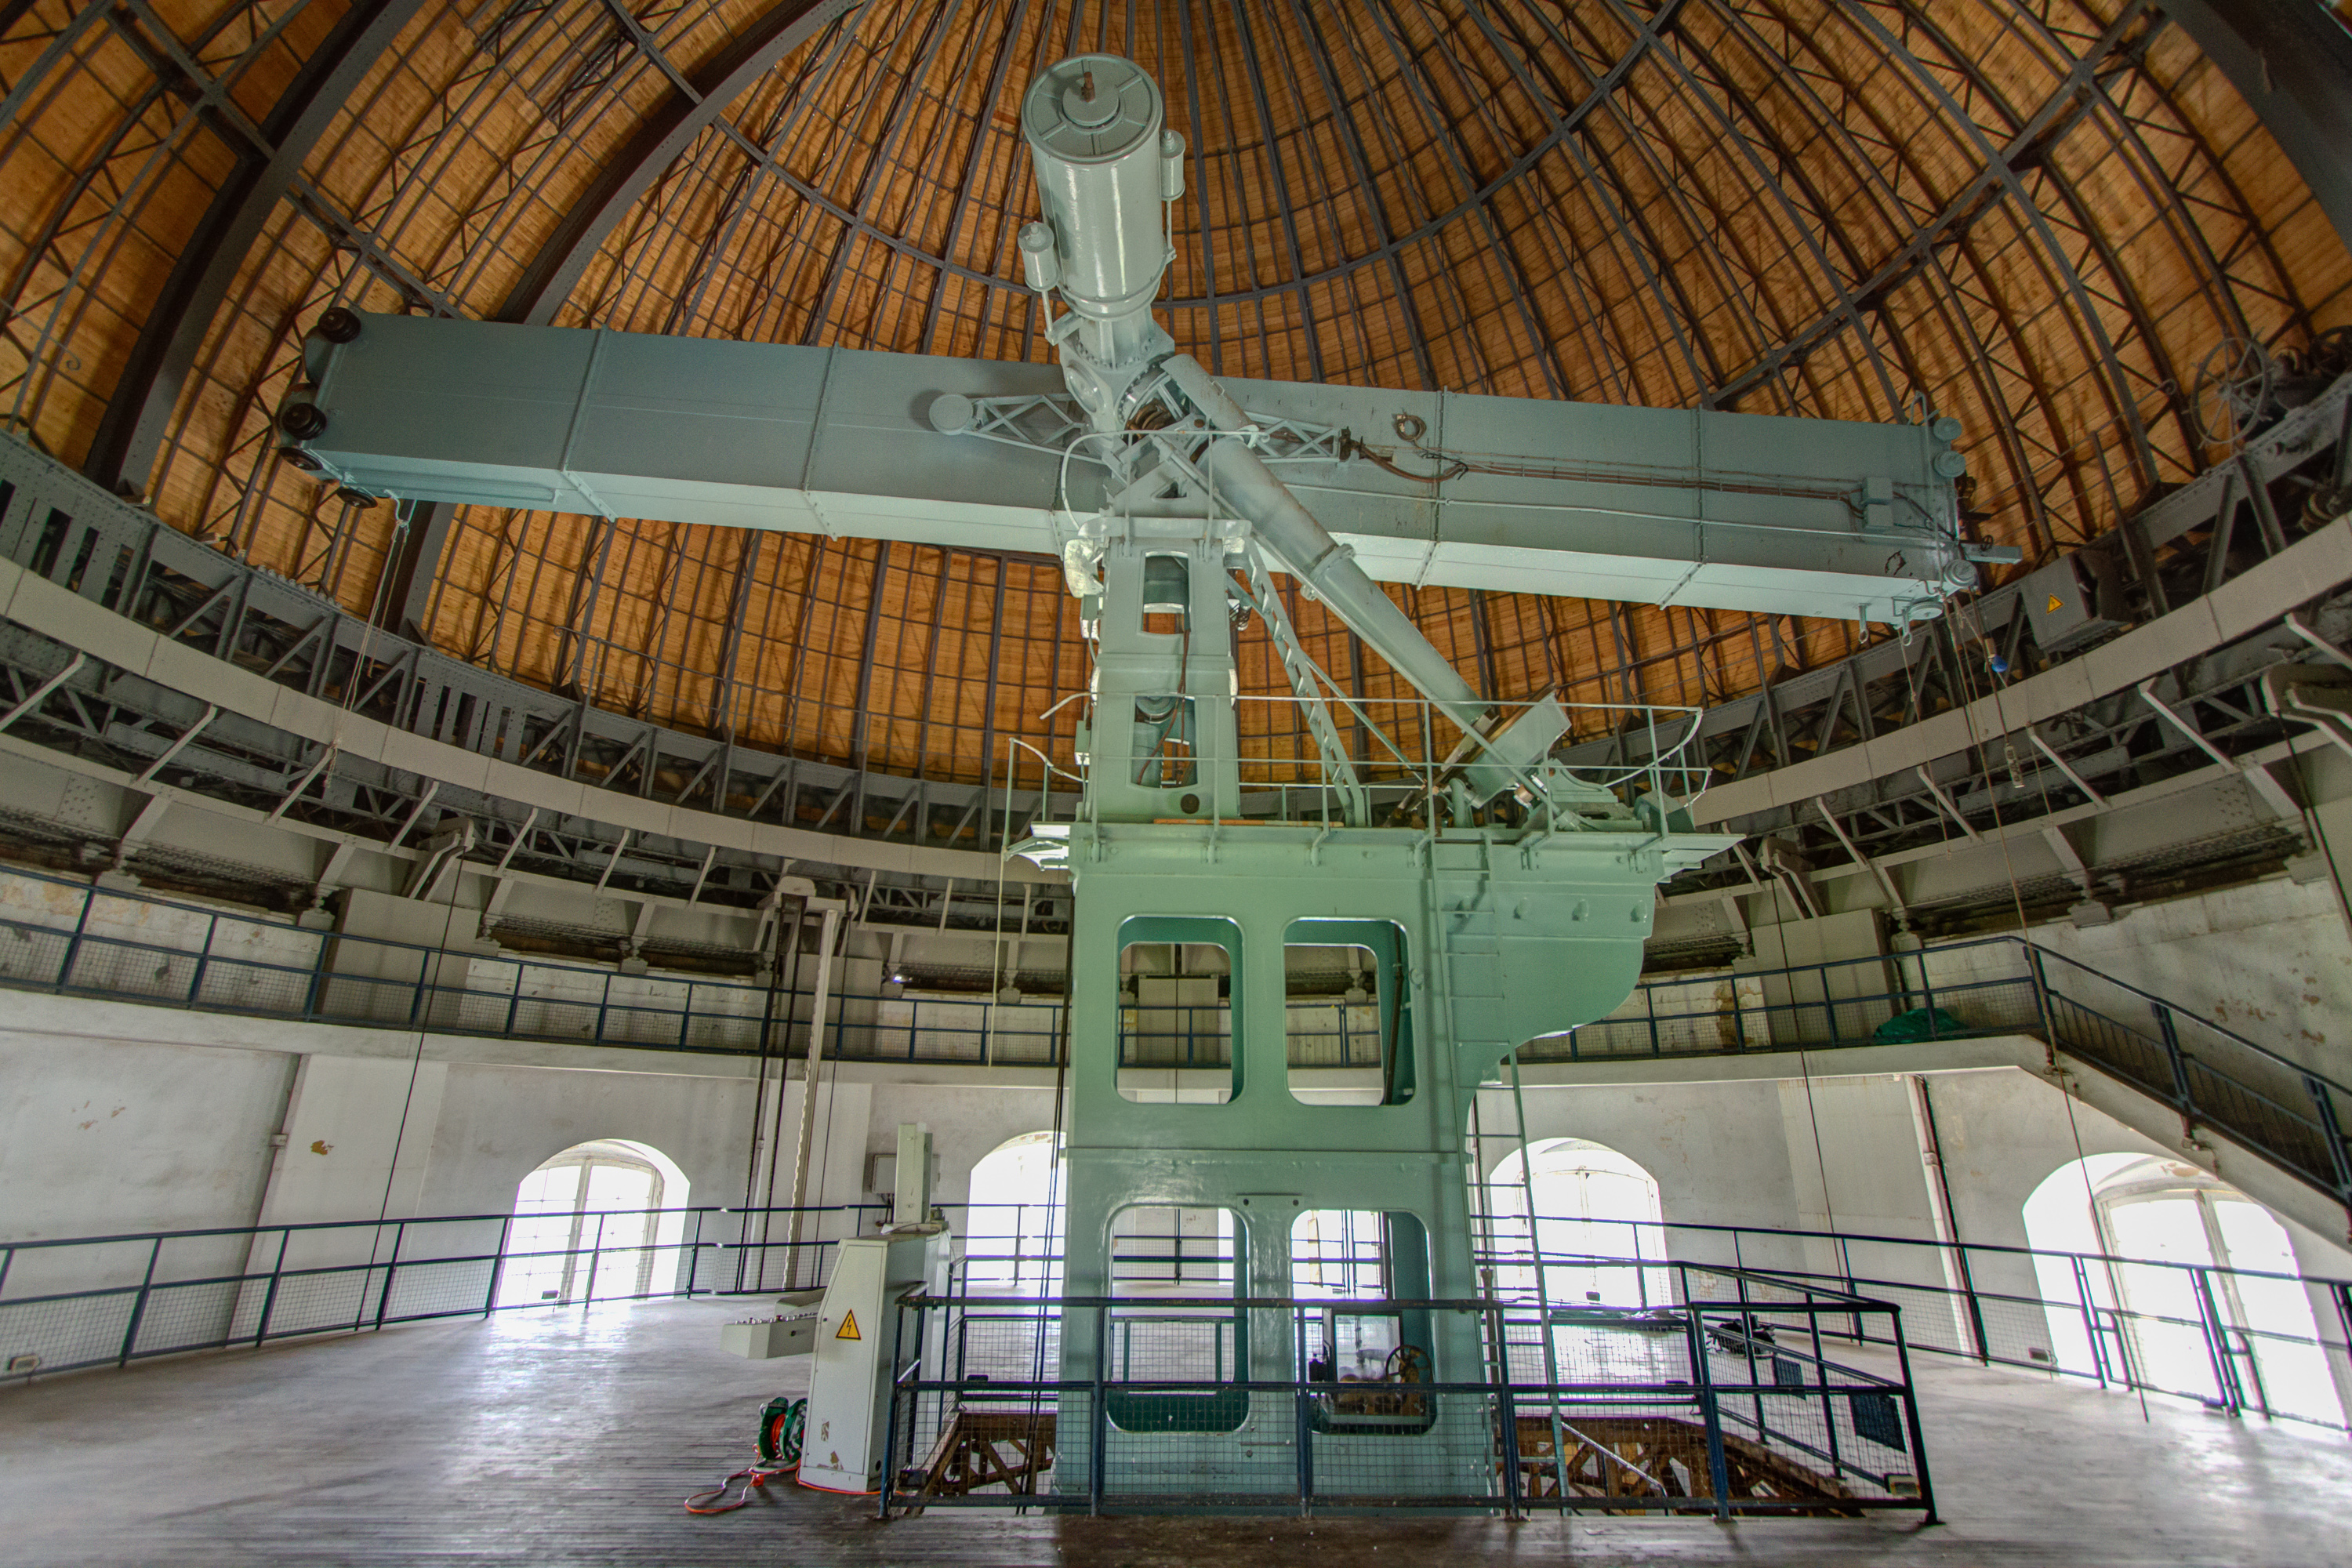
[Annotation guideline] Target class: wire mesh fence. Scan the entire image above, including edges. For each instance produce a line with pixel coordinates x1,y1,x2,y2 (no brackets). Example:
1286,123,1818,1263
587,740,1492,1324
879,1264,1936,1519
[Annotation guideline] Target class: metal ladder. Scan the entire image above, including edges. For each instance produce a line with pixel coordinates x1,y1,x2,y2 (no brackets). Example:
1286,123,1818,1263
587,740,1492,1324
1235,545,1367,826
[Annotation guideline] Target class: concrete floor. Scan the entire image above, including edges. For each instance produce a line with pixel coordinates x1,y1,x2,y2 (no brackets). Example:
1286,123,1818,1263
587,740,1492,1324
2,1296,2347,1566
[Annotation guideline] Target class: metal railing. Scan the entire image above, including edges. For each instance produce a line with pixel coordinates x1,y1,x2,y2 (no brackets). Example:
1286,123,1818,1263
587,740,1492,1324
1003,691,1715,837
0,865,1381,1070
1472,1212,2352,1439
1536,935,2352,1221
9,1195,2345,1451
878,1267,1934,1518
935,1204,2352,1442
0,1201,895,1383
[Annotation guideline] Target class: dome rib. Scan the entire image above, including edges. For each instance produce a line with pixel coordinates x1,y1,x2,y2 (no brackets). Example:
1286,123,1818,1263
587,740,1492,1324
0,0,2343,813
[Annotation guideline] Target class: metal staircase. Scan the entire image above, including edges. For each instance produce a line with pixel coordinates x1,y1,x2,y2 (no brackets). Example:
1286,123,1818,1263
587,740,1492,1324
2025,949,2351,1229
1541,935,2352,1235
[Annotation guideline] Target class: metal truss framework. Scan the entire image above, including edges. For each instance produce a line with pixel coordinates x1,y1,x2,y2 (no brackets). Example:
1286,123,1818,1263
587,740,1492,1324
2,0,2347,803
0,434,1070,920
1627,375,2352,923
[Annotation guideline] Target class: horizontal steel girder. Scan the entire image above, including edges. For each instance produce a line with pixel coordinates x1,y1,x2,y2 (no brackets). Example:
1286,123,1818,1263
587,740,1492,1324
283,314,1982,624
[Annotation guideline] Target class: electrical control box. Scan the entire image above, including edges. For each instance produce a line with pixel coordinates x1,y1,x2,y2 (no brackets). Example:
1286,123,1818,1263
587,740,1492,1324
2016,551,2123,653
797,1225,952,1494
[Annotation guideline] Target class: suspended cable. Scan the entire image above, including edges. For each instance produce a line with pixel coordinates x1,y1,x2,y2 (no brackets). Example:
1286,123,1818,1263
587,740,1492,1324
1955,601,2150,1417
1016,897,1073,1517
360,851,472,1327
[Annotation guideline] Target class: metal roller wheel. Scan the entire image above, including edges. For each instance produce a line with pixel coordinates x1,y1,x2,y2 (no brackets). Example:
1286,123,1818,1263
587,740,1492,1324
2190,337,2278,449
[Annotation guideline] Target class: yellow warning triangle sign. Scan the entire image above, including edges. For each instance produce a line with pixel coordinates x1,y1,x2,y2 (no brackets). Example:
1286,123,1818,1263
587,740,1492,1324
2046,594,2064,614
836,1310,861,1341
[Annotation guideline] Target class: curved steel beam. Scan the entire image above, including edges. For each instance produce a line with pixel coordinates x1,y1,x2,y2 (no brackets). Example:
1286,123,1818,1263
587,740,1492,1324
372,0,857,633
80,0,430,498
495,0,860,326
2162,0,2352,256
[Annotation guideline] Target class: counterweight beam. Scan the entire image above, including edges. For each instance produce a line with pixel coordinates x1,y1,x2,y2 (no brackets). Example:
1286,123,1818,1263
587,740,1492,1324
278,315,1989,624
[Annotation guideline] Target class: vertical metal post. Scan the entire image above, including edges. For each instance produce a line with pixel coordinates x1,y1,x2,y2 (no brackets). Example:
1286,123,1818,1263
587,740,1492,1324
880,1300,907,1520
59,877,96,989
2190,1266,2241,1415
1957,1243,1991,1367
1507,1054,1571,1484
373,1221,405,1330
685,1208,705,1296
2301,1074,2352,1221
1089,1304,1109,1515
406,940,428,1028
582,1211,607,1306
485,1214,513,1315
1890,1311,1940,1525
2154,1004,2193,1120
1736,1272,1766,1439
298,919,328,1020
2024,943,2055,1038
118,1236,162,1367
1491,1301,1523,1519
254,1229,290,1346
1687,1300,1733,1517
1294,1305,1316,1517
2071,1254,2109,1387
187,910,216,1004
784,906,843,1290
1808,1301,1844,1482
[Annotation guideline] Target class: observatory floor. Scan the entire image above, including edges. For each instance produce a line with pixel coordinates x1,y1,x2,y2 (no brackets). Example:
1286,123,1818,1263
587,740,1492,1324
1,1294,2343,1566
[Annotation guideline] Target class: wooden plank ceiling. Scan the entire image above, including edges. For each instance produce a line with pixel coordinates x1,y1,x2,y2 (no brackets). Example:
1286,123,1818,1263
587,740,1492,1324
1,0,2347,793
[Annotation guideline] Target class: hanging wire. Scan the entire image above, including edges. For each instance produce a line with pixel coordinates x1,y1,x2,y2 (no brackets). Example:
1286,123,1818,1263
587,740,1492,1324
1951,597,2150,1419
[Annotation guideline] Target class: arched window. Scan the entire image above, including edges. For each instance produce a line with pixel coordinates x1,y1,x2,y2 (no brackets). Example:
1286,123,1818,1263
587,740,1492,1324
963,1131,1065,1296
2024,1155,2343,1427
1486,1138,1668,1308
496,1139,691,1308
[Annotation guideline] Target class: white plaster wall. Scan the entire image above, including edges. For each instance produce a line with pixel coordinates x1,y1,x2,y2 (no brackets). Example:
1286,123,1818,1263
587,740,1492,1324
1483,1077,1806,1236
0,1033,293,1243
1774,1074,1935,1237
866,1080,1062,1211
5,981,2344,1372
410,1062,753,1221
0,1031,298,1324
1480,1060,2352,1340
2023,877,2352,1080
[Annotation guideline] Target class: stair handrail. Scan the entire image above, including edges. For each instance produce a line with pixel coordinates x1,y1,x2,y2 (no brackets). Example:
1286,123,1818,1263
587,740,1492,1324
2016,936,2352,1100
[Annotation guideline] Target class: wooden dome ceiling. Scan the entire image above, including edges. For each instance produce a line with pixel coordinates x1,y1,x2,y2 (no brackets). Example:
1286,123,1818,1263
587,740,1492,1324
2,0,2347,797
